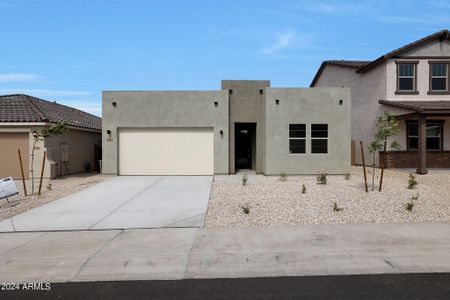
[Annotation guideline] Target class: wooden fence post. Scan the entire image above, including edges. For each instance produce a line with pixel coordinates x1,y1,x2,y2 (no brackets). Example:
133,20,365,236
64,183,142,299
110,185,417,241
360,141,368,193
38,151,47,195
379,141,387,192
17,149,27,196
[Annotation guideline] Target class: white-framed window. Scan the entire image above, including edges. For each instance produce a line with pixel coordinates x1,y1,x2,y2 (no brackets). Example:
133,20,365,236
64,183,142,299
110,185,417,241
430,63,448,91
397,63,416,91
311,124,328,154
289,124,306,154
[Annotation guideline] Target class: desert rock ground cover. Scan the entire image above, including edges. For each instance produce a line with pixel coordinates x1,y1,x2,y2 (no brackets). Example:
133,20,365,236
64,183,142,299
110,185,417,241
0,173,106,221
206,167,450,227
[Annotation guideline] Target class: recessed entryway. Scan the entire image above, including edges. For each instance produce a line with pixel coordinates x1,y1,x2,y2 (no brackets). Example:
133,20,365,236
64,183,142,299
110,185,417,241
235,123,256,171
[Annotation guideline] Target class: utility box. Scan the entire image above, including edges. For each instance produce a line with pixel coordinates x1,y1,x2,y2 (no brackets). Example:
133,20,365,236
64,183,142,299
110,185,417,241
60,144,70,162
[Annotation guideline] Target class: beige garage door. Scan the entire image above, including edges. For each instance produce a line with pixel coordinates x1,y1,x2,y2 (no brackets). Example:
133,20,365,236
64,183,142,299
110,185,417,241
0,132,29,179
119,128,214,175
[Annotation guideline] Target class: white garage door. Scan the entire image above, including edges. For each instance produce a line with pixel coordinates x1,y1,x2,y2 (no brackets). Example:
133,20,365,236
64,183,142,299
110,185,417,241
119,128,214,175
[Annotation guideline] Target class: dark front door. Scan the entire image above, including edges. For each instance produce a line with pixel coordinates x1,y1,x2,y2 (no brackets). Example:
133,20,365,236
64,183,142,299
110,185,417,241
235,123,255,170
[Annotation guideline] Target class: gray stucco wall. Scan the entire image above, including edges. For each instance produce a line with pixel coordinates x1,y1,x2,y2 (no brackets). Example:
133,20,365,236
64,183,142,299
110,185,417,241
102,90,229,175
221,80,270,174
263,87,351,175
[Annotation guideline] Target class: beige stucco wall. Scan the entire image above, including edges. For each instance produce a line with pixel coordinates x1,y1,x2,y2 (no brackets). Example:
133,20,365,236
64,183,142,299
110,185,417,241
0,125,100,180
44,128,101,178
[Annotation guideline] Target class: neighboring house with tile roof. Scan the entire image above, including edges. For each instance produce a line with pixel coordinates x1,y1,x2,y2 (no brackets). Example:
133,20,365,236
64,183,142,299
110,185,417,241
311,30,450,173
0,94,102,179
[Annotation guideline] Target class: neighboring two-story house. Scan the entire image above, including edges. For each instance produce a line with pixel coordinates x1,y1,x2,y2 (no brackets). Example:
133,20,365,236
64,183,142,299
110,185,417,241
311,30,450,174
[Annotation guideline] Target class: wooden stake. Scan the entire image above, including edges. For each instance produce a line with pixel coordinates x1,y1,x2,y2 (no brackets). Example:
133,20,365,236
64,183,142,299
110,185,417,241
360,141,368,193
379,141,387,192
38,151,47,195
17,149,27,196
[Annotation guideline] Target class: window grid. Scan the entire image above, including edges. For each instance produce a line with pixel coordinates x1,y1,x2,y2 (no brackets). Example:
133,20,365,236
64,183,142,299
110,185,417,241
430,63,448,91
310,124,328,154
397,63,416,91
289,124,306,154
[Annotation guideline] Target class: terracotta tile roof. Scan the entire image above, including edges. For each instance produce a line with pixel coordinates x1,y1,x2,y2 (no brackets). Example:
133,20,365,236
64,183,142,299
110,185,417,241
379,100,450,113
0,94,101,131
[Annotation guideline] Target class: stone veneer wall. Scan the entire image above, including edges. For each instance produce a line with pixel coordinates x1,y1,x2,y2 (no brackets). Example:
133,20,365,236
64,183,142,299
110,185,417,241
380,151,450,168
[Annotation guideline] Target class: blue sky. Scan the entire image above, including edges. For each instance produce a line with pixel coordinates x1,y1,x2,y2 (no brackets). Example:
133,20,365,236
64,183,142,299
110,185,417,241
0,0,449,116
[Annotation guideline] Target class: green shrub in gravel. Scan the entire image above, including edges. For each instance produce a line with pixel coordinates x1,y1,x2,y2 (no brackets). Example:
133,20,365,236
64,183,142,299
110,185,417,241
279,172,288,182
408,173,417,189
240,204,251,214
344,173,351,180
242,175,248,186
404,201,414,211
332,201,343,212
302,184,306,194
46,183,52,191
317,172,327,185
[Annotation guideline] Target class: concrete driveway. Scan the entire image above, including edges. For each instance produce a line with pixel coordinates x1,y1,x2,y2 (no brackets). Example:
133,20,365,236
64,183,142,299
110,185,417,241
0,176,212,232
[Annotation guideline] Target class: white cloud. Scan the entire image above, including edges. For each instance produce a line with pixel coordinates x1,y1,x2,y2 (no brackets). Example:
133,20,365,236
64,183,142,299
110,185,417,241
261,29,297,55
0,88,92,97
0,73,45,82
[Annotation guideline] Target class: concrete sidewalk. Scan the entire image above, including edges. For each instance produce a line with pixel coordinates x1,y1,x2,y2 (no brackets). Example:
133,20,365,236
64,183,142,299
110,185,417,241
1,222,450,283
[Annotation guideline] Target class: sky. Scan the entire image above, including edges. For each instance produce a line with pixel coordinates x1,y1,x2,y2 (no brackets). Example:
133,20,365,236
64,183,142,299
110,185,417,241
0,0,449,116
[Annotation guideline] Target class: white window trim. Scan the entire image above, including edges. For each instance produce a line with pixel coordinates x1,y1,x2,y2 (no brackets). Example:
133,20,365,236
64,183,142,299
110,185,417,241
430,64,448,91
288,124,307,155
398,63,416,91
310,124,328,155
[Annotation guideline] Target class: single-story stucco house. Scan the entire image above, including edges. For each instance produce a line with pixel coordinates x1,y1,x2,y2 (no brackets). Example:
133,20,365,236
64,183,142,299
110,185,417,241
102,80,350,175
0,94,102,179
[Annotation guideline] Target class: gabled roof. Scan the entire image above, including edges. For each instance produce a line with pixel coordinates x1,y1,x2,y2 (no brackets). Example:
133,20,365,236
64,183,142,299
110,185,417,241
310,29,450,87
0,94,101,131
310,60,370,87
357,30,450,73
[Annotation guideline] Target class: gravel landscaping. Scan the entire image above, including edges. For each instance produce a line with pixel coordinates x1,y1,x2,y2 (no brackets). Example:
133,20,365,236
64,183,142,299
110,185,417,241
205,167,450,227
0,173,106,221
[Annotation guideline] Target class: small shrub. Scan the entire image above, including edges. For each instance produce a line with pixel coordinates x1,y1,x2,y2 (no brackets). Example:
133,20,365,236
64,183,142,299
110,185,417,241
302,184,306,194
408,173,417,189
404,202,414,212
240,204,251,214
344,173,351,180
317,172,327,185
332,201,343,212
279,172,288,182
242,174,248,186
46,183,52,191
412,193,419,201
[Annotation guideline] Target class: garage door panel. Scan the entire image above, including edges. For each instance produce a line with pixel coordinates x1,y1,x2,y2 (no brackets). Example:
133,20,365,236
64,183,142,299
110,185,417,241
119,128,213,175
0,132,29,179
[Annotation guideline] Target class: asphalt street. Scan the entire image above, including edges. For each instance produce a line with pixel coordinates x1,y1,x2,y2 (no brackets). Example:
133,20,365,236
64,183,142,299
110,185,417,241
2,273,450,300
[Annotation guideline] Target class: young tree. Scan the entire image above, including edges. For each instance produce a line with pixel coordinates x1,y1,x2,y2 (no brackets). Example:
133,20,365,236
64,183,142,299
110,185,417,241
30,123,67,194
368,112,400,190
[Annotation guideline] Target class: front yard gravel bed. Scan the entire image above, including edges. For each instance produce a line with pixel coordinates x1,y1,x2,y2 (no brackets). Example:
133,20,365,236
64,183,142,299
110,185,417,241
205,167,450,227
